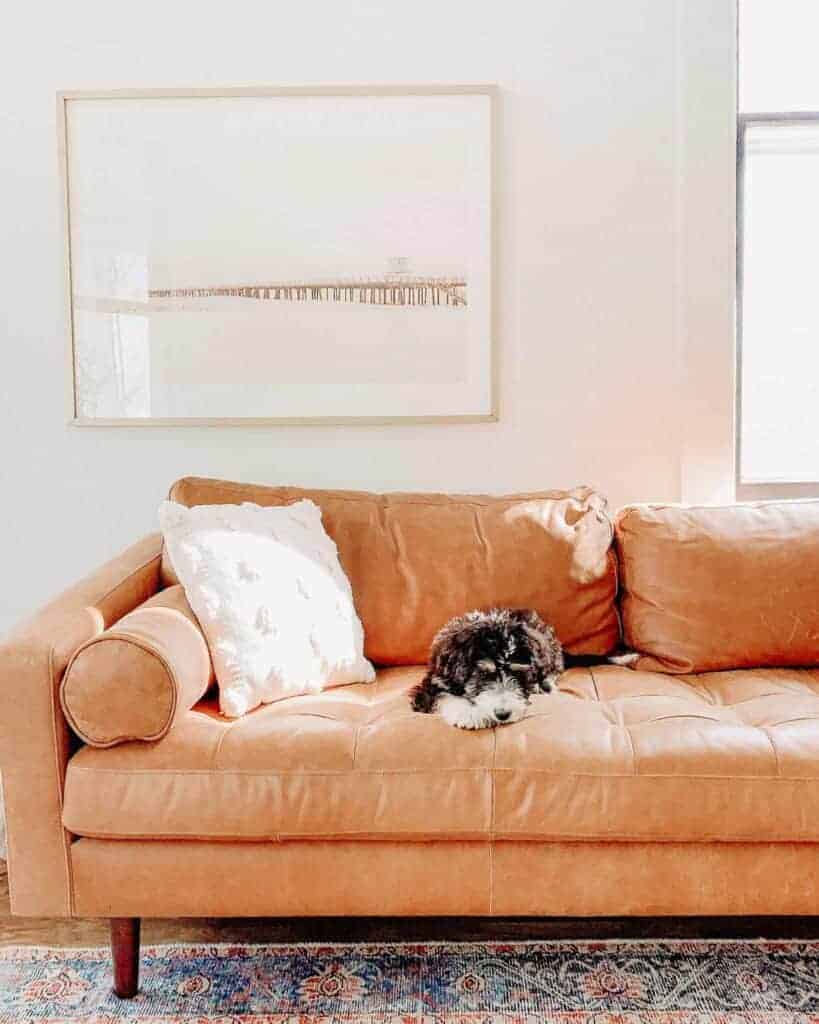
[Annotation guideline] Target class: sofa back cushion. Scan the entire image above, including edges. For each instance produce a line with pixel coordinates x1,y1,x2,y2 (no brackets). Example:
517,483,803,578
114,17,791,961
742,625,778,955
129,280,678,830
162,477,621,665
616,501,819,673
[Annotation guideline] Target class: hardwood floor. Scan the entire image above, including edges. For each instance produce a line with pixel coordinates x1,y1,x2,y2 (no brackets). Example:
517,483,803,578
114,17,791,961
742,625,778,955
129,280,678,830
3,862,819,947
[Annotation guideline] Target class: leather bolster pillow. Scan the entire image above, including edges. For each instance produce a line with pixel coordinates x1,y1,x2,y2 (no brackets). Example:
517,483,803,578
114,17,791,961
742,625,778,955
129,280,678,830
60,585,214,747
616,500,819,673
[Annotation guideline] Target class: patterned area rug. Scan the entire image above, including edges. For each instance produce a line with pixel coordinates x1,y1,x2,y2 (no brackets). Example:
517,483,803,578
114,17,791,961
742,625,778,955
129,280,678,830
2,940,819,1022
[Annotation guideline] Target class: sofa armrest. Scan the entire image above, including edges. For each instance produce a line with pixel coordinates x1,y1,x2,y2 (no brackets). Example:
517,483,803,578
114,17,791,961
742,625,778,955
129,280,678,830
0,533,163,916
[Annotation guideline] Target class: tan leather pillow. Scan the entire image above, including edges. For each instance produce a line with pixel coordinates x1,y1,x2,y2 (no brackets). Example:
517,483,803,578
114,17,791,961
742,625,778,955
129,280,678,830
162,476,621,663
61,586,213,747
616,501,819,672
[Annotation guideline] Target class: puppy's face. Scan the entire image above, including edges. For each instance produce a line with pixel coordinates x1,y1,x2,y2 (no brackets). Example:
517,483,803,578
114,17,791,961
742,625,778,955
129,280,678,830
437,652,534,730
411,609,563,729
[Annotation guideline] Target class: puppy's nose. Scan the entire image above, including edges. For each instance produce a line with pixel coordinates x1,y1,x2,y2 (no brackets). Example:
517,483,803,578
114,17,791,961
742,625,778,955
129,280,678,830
494,709,511,722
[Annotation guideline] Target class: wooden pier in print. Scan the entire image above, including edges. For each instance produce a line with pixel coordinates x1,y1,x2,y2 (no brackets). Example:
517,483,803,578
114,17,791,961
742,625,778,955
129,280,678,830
148,277,468,307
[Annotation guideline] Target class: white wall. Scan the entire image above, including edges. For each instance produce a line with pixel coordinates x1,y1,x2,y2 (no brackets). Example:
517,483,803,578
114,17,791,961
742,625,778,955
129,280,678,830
0,0,736,634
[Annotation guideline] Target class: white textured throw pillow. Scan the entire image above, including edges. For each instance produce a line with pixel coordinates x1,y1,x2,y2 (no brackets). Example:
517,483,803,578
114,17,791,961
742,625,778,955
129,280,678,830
158,499,375,717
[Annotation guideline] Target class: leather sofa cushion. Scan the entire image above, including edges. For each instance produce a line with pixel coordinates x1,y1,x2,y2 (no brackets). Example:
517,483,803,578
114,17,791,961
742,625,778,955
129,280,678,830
616,501,819,672
69,839,819,918
62,664,819,842
161,476,621,664
60,586,213,747
71,840,492,918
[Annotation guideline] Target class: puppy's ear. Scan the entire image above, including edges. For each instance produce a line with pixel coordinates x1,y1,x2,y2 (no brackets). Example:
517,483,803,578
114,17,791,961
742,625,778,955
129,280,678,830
427,615,475,694
512,609,564,689
410,674,441,713
510,608,549,634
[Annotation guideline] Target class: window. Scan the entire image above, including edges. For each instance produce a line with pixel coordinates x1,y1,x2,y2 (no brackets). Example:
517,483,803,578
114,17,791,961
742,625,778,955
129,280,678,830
738,2,819,497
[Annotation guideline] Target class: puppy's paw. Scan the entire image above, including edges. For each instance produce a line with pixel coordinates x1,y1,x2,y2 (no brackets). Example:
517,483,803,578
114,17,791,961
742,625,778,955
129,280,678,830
537,671,561,694
409,676,438,713
437,694,493,730
455,716,492,730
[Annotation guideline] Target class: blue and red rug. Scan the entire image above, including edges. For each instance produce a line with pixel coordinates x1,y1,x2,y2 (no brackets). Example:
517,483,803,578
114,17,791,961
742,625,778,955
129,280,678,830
2,940,819,1022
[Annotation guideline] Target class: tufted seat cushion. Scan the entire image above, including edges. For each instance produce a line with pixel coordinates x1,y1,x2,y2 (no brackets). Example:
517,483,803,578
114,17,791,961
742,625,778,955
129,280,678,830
62,664,819,843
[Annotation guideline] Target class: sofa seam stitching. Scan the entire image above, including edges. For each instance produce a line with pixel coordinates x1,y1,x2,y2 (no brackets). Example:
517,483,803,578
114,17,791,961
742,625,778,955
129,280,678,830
588,666,601,703
62,636,177,747
616,498,819,518
0,774,17,907
351,723,360,770
623,722,638,775
182,477,600,511
760,726,782,779
49,643,74,917
211,724,234,770
65,766,804,780
93,550,163,610
489,728,497,914
64,828,819,842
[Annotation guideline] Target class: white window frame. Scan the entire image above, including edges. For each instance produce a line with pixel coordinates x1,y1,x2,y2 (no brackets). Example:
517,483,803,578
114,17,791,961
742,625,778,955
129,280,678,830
736,110,819,501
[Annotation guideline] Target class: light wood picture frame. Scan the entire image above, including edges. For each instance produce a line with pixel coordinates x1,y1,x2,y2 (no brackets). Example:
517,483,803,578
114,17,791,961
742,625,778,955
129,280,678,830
58,85,498,426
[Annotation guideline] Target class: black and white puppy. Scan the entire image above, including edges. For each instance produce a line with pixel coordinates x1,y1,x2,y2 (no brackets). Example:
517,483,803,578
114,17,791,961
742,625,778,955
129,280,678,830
409,608,563,730
410,608,634,729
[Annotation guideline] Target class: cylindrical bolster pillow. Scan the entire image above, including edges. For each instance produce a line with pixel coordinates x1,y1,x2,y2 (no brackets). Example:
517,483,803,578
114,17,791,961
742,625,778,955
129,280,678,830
60,585,214,747
616,500,819,673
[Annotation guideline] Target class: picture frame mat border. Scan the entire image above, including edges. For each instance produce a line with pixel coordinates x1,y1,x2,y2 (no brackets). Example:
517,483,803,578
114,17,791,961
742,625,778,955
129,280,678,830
57,83,498,427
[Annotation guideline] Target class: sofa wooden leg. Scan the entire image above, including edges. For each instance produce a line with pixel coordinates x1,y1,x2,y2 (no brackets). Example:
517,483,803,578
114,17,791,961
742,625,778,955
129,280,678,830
111,918,140,998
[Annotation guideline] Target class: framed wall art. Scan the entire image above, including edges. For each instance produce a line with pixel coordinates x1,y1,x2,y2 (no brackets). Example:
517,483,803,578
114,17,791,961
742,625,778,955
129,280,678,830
59,85,497,425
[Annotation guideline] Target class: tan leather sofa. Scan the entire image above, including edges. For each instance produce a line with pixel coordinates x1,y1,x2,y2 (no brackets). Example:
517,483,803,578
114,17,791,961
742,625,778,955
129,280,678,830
3,476,819,997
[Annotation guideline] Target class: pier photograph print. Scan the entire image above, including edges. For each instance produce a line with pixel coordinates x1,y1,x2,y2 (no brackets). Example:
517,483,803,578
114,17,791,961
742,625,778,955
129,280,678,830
62,87,494,423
